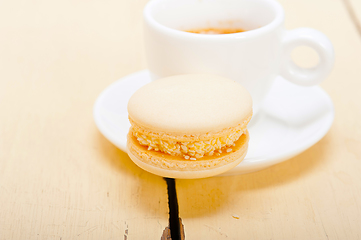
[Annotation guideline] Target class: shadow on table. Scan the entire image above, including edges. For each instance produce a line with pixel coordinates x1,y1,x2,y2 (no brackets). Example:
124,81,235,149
95,131,161,179
95,132,139,175
94,131,169,216
176,133,332,218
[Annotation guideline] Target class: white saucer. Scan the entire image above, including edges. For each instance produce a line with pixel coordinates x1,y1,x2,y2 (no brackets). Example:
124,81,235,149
93,70,334,176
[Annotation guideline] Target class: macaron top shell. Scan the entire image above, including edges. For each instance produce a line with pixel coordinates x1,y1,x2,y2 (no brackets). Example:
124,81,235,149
127,74,252,135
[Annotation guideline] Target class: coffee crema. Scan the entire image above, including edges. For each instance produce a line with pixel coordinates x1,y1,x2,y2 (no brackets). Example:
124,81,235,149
185,28,246,34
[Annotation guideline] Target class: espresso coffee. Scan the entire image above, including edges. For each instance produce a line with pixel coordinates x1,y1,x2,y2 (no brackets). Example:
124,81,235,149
185,28,245,34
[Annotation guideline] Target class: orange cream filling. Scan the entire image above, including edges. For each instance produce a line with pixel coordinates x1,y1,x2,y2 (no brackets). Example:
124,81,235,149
132,129,244,160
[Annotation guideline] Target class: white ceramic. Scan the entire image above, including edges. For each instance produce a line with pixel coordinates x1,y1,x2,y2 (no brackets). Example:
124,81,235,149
93,70,334,176
143,0,334,114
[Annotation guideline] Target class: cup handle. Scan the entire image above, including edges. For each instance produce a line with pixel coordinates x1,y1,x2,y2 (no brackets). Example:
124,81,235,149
280,28,334,86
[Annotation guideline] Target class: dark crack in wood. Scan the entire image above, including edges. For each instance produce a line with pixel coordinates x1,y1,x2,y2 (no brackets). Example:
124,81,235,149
161,218,185,240
162,178,185,240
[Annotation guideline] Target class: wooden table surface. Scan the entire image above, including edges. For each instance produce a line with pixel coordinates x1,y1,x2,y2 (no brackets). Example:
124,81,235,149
1,0,361,239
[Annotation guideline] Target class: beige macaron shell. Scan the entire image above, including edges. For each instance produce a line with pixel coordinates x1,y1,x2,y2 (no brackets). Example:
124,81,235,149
127,130,249,179
127,74,252,135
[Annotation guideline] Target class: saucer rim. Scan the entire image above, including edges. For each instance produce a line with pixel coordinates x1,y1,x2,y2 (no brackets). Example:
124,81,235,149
93,69,335,176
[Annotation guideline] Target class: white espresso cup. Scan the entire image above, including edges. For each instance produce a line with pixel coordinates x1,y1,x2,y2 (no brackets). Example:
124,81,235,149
143,0,334,114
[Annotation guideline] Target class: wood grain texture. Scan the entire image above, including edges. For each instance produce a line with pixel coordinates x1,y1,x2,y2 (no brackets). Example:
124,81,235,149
0,0,168,239
1,0,361,239
176,0,361,239
344,0,361,36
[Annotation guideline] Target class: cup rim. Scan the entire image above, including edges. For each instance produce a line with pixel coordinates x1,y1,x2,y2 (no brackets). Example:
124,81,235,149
144,0,285,39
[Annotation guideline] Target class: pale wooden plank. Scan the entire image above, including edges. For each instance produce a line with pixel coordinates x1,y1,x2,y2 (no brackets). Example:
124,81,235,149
177,0,361,239
0,0,168,239
344,0,361,36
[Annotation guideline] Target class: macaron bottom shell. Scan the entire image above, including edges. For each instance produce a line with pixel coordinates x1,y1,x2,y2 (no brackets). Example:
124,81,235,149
126,130,249,179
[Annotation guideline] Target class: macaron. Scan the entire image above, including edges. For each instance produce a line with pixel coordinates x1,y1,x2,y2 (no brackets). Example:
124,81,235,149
127,74,252,179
